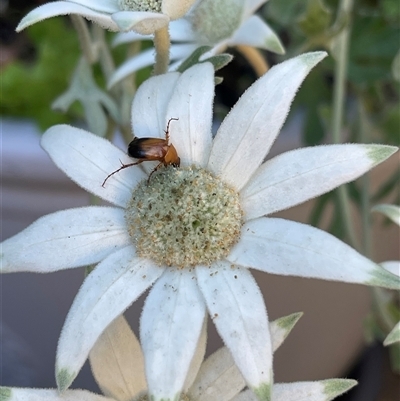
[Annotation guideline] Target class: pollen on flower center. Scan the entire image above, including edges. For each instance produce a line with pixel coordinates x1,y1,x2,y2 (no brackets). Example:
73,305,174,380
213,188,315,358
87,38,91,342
125,166,243,269
118,0,162,12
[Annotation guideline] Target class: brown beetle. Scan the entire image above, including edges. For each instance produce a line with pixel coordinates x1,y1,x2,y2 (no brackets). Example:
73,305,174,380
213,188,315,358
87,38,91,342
102,118,180,187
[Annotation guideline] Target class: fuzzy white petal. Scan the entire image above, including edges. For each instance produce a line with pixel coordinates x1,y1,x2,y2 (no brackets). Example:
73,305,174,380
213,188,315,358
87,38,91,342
56,247,162,391
166,63,214,167
169,18,197,41
188,346,246,401
89,315,146,400
228,218,400,289
187,312,302,401
208,52,327,191
372,204,400,226
42,125,146,208
0,388,114,401
241,144,397,220
108,44,195,88
384,321,400,345
243,0,269,19
141,269,206,401
232,379,357,401
16,2,118,32
196,262,273,394
111,11,169,34
381,261,400,277
270,312,303,352
112,31,152,47
183,318,208,391
230,15,284,54
272,379,358,401
68,0,120,13
131,72,180,138
1,206,129,273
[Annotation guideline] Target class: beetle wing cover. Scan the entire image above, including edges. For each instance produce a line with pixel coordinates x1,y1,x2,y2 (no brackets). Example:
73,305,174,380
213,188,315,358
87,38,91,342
128,138,167,160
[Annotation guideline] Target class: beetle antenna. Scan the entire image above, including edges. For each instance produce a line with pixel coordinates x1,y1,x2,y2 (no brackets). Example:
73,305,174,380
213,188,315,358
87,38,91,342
165,117,179,143
102,161,142,187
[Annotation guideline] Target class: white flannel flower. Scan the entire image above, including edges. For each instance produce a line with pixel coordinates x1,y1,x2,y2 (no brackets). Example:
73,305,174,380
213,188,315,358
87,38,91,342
16,0,197,34
2,53,399,401
0,313,356,401
109,0,284,87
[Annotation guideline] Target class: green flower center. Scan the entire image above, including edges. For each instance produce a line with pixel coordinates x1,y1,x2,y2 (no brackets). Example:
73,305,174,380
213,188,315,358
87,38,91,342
190,0,244,44
118,0,162,12
125,166,243,268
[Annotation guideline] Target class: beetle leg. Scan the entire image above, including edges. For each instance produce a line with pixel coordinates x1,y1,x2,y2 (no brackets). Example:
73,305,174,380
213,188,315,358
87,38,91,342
102,160,144,187
147,162,164,184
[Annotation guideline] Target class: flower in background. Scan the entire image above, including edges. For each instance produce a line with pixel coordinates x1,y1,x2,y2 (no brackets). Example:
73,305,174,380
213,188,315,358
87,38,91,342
108,0,284,87
2,54,399,401
16,0,197,34
0,313,357,401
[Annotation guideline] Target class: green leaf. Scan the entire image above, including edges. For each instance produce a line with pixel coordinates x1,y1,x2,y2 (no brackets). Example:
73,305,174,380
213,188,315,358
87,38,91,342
348,16,400,84
0,19,80,130
177,46,233,74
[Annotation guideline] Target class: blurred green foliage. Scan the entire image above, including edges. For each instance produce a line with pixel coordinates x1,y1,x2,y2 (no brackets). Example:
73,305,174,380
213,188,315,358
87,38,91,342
1,19,81,129
264,0,400,230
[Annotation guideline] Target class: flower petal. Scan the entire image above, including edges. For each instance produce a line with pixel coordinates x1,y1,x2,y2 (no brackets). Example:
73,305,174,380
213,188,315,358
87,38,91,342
270,312,303,352
208,52,327,191
41,125,147,208
381,261,400,277
68,0,120,13
169,18,197,41
187,312,302,401
111,11,169,34
272,379,358,401
196,262,273,398
183,318,208,391
241,145,398,220
108,43,196,88
1,206,129,273
141,268,206,401
228,218,400,289
384,321,400,346
89,315,146,400
166,62,214,167
16,2,118,32
243,0,269,19
131,72,180,138
188,346,246,401
56,247,162,391
0,388,114,401
230,15,284,54
112,31,152,47
372,204,400,226
232,379,357,401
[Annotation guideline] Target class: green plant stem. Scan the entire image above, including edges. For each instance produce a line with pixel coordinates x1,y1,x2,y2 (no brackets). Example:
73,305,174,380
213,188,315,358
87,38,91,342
70,15,96,64
153,25,170,75
119,41,141,144
331,0,359,250
358,101,372,258
92,25,115,81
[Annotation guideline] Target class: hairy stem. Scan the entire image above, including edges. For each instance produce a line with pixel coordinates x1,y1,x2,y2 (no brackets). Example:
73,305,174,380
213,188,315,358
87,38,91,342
70,15,96,64
153,25,170,75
